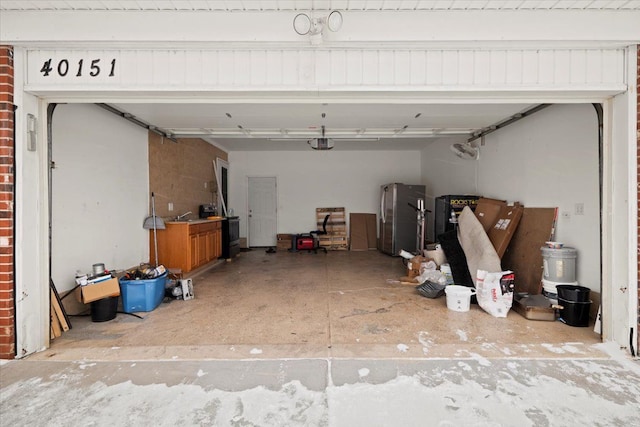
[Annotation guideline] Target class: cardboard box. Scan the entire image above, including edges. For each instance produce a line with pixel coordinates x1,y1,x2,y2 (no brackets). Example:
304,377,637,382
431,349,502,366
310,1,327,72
487,203,524,258
277,233,292,250
75,277,121,304
474,197,506,232
406,255,431,278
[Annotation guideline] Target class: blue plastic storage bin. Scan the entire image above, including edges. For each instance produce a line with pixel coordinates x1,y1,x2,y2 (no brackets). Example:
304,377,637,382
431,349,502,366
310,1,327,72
119,272,167,313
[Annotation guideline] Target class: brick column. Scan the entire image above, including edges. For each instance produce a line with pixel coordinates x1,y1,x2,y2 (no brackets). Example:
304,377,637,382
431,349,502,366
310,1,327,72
0,46,15,360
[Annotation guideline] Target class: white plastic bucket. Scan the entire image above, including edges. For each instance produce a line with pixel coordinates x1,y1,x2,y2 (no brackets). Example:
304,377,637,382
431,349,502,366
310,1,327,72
541,247,577,282
542,279,578,294
445,285,476,312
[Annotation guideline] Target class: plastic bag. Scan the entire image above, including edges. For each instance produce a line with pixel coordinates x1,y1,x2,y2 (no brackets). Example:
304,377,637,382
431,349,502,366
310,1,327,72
415,269,446,285
424,244,447,267
406,255,436,279
475,270,515,318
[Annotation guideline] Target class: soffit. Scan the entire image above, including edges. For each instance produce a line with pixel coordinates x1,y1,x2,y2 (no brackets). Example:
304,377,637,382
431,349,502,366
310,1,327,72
1,0,638,11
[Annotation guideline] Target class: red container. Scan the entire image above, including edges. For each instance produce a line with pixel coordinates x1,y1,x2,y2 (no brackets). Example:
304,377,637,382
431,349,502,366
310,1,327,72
296,237,314,250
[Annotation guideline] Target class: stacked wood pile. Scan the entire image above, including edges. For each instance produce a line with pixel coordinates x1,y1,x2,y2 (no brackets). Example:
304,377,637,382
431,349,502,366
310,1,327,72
50,281,71,339
316,207,348,250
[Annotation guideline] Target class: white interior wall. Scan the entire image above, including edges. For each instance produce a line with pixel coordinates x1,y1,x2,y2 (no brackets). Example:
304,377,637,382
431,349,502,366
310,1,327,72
420,136,477,242
229,150,422,240
422,104,600,292
51,104,149,292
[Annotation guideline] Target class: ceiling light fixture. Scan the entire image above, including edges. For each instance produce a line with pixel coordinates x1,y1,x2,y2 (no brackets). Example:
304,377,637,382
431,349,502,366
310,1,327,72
294,10,343,45
308,125,334,150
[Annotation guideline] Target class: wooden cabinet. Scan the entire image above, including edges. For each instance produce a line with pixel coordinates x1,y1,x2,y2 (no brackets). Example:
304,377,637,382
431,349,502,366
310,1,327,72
205,232,216,261
151,220,223,273
189,233,199,271
196,230,208,266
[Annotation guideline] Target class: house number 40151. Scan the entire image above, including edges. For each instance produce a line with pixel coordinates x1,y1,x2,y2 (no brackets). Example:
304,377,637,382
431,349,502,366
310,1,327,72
40,58,116,77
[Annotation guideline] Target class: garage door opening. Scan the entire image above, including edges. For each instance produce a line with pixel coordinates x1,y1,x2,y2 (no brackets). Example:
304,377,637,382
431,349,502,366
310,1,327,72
42,100,607,360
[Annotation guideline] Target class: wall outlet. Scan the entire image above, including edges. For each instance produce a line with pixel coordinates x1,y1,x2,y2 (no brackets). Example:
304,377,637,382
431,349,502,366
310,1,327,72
168,202,174,211
575,203,584,215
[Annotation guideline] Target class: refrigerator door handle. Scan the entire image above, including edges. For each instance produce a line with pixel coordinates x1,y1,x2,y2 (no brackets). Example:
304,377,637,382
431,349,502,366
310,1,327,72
380,189,386,223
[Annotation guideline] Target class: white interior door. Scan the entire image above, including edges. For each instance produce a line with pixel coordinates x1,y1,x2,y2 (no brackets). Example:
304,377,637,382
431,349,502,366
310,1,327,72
248,177,277,247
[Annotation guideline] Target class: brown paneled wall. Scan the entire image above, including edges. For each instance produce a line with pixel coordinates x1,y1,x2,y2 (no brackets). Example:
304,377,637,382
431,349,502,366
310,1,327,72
148,132,228,220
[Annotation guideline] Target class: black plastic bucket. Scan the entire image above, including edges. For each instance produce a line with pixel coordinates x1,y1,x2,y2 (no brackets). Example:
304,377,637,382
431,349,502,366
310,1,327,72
558,297,591,327
556,284,590,302
91,296,118,322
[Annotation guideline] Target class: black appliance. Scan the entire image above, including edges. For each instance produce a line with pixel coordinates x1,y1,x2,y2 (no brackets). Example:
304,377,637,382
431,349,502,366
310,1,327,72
434,195,479,239
199,204,216,219
222,216,240,259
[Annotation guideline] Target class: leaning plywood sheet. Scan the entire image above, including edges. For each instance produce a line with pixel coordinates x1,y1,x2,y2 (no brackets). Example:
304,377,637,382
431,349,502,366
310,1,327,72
350,213,378,251
365,214,377,249
502,207,558,295
349,213,369,251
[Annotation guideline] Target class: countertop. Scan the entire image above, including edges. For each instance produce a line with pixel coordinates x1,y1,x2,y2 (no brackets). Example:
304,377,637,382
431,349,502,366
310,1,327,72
165,217,224,225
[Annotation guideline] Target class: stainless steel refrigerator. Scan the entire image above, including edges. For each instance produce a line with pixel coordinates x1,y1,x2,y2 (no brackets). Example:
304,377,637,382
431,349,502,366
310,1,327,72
378,183,426,256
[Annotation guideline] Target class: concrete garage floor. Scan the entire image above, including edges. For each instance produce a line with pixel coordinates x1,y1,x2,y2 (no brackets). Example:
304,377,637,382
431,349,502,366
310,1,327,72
2,250,640,426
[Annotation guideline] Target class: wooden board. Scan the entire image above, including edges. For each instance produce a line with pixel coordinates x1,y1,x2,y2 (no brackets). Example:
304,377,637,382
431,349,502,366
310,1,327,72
349,213,377,251
318,235,349,250
316,207,346,233
316,207,349,249
50,279,71,331
349,213,368,250
50,303,62,338
50,288,69,331
502,207,558,295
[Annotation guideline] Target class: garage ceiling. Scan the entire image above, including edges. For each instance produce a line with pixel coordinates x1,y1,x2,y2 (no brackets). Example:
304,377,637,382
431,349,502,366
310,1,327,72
108,102,537,151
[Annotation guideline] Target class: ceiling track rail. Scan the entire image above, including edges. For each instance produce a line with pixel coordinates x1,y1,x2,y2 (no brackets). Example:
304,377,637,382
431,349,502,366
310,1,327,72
96,103,178,143
467,104,551,144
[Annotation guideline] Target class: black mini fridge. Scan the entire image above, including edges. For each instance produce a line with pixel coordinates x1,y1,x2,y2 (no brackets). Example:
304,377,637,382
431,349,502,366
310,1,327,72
222,216,240,259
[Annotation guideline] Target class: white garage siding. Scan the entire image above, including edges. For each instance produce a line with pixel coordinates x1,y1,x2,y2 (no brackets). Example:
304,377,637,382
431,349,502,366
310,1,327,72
23,48,625,95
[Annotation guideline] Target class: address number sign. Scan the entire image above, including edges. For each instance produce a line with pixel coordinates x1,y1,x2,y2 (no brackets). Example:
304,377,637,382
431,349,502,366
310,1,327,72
39,58,117,78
